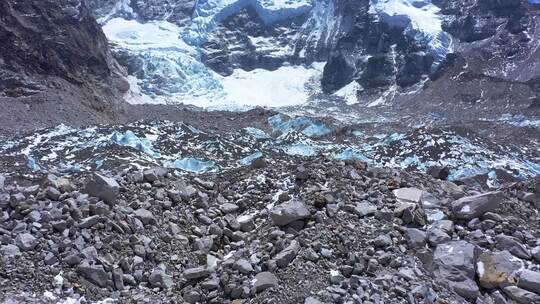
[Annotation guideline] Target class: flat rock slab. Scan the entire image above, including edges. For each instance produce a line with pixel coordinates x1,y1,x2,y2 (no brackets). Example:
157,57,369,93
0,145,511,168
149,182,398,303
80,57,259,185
451,191,503,219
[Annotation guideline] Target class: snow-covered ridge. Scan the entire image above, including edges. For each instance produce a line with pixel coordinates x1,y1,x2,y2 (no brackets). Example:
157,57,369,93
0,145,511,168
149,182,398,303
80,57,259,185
369,0,452,68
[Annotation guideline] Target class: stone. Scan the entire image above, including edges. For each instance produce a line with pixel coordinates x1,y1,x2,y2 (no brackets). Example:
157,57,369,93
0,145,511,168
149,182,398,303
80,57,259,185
183,267,210,280
451,192,504,219
273,240,301,268
532,246,540,262
441,181,466,199
304,297,324,304
517,269,540,295
15,233,37,251
133,208,156,225
112,268,124,291
78,215,102,229
254,272,278,292
353,202,377,217
393,187,423,203
427,227,451,246
77,263,110,288
477,250,523,289
220,203,239,214
427,166,450,180
45,187,61,200
404,228,427,249
84,173,120,205
235,259,253,274
495,235,531,260
433,241,479,299
143,167,167,182
1,244,21,257
270,201,310,226
149,269,174,289
502,286,540,304
374,234,392,248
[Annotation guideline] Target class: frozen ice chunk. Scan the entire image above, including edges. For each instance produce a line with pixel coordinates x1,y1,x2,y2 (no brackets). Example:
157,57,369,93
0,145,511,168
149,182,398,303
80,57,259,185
283,143,316,156
164,158,215,172
239,151,263,165
110,131,160,157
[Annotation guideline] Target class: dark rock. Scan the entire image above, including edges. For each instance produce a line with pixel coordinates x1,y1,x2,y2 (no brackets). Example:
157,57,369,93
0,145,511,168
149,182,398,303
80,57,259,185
77,263,110,288
270,201,310,226
149,268,174,289
451,192,504,219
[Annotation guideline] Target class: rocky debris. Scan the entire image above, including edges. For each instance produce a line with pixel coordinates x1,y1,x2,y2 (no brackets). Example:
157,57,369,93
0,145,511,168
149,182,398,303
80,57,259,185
1,157,540,303
502,285,540,303
451,191,504,219
270,201,310,227
84,173,120,205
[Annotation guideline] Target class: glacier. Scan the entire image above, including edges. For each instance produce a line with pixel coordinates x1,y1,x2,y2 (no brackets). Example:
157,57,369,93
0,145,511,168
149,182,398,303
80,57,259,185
164,158,216,172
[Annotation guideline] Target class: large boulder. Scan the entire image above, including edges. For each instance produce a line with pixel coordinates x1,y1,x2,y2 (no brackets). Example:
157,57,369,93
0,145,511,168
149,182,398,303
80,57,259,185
270,201,310,226
451,191,504,219
84,173,120,205
253,272,278,292
517,269,540,295
477,250,523,289
432,241,480,299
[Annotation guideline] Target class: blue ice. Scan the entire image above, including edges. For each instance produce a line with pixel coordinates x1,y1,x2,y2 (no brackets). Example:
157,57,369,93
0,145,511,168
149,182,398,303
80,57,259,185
284,143,317,156
27,155,40,172
239,151,263,165
165,158,215,172
332,148,369,162
245,127,270,139
110,130,160,157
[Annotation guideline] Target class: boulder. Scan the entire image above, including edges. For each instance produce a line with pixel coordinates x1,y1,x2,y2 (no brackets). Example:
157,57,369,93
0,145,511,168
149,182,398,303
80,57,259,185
477,250,523,289
148,269,174,289
517,269,540,295
183,267,210,280
451,191,503,219
502,285,540,304
77,263,110,288
15,233,37,251
270,201,310,226
273,240,301,268
84,173,120,205
433,241,479,299
393,187,423,203
254,272,278,292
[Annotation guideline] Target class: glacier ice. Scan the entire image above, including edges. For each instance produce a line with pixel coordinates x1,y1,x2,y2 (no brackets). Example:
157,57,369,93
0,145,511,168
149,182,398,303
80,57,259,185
369,0,452,69
283,143,317,156
244,127,270,139
332,148,370,162
27,155,40,172
110,130,160,157
164,158,216,172
239,151,264,165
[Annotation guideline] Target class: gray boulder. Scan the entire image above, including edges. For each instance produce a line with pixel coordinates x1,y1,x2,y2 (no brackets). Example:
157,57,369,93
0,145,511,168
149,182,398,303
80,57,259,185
404,228,427,249
84,173,120,205
433,241,479,299
77,264,110,288
148,269,174,289
270,201,310,226
15,233,37,251
273,240,301,268
183,267,210,280
393,187,423,203
502,286,540,304
451,191,503,219
254,272,278,292
517,269,540,295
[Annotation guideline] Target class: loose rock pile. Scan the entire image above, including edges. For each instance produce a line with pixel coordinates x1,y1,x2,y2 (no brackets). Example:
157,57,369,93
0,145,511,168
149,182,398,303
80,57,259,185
1,156,540,303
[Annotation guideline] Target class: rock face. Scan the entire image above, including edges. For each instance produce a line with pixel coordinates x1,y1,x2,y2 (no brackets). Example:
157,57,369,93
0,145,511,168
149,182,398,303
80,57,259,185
477,250,523,289
451,192,503,219
0,0,127,131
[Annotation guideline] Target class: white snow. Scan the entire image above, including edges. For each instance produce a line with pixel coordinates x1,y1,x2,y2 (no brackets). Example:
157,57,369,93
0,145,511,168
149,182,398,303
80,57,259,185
219,63,324,108
102,18,195,53
334,81,361,105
